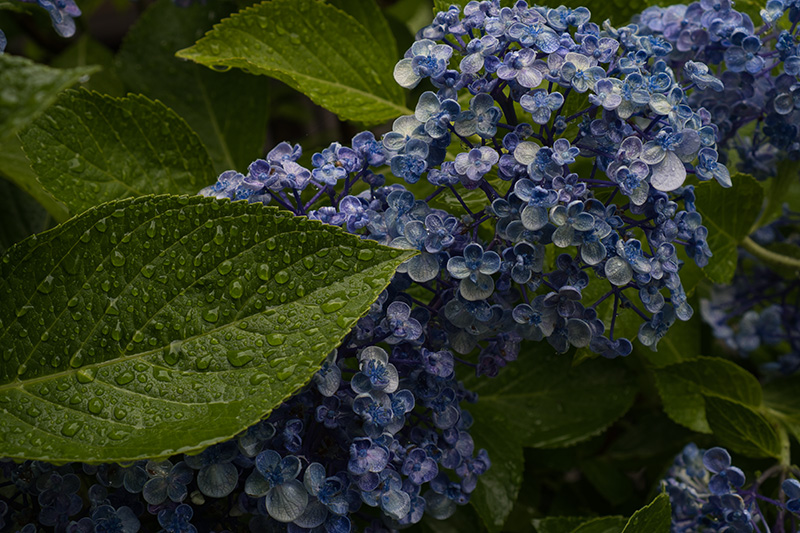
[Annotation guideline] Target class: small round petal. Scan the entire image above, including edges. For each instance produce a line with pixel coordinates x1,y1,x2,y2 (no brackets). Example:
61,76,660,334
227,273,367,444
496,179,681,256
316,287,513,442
605,257,633,286
266,480,309,523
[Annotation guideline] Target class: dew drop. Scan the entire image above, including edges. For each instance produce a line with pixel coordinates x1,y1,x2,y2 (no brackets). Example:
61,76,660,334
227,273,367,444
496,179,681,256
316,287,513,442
202,307,220,323
69,351,84,368
226,349,255,367
321,298,346,314
37,275,54,294
114,407,127,420
115,371,134,385
302,256,314,270
76,368,96,383
132,330,144,343
358,249,375,261
111,251,126,267
164,340,182,365
213,226,225,245
266,333,285,346
276,364,296,381
274,270,290,285
108,429,129,441
27,406,41,417
229,280,244,299
88,398,104,414
61,422,81,437
249,373,268,385
266,237,277,250
218,260,233,275
257,263,270,281
141,264,156,278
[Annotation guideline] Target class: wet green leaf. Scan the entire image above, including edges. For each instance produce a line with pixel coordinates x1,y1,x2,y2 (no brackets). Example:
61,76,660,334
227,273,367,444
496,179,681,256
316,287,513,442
467,349,636,531
117,0,269,173
653,356,762,433
19,89,215,216
0,54,97,221
176,0,411,124
621,493,670,533
0,195,412,463
705,397,782,458
693,174,763,284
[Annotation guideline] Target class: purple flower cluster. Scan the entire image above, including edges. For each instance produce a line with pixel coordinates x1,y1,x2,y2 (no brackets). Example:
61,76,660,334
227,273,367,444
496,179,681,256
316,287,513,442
664,443,800,533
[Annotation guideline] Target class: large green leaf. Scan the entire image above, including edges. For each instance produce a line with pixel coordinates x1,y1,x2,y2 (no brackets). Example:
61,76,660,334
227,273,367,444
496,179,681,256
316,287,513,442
621,493,671,533
0,195,412,462
117,0,269,173
759,160,800,227
19,89,216,216
763,375,800,443
176,0,411,124
534,516,627,533
653,357,762,433
51,35,125,97
705,397,782,459
0,177,53,254
467,349,636,531
0,54,98,221
693,174,764,284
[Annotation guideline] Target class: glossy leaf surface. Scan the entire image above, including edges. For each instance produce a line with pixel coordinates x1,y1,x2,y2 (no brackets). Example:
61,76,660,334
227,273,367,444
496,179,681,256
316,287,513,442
20,89,215,216
176,0,411,124
0,195,412,462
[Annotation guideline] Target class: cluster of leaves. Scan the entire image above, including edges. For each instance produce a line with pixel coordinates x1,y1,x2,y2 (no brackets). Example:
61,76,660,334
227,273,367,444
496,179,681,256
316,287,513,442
0,0,799,532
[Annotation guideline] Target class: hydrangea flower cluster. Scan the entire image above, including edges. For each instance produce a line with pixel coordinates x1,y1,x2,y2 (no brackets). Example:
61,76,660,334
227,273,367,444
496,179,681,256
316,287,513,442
636,0,800,178
664,443,800,532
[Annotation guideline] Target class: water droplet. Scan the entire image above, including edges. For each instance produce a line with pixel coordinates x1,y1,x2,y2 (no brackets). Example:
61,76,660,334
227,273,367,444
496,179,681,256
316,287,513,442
164,340,182,365
114,407,127,420
333,259,348,270
218,260,233,275
358,249,375,261
203,307,219,323
257,263,270,281
115,371,134,385
266,333,285,346
321,298,346,314
226,349,255,367
111,251,126,267
61,422,81,437
88,398,104,414
77,368,96,383
339,245,354,257
213,226,225,245
266,237,277,250
147,221,157,238
249,373,268,385
141,264,156,278
276,364,296,381
154,368,172,382
108,429,129,441
17,364,27,376
69,351,84,368
27,406,41,417
37,275,54,294
275,270,290,284
229,280,244,299
302,256,314,270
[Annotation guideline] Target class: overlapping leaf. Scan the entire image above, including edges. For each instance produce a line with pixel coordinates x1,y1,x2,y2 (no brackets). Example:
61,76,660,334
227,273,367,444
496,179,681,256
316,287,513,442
176,0,411,124
693,174,763,284
0,54,98,221
20,89,215,216
117,0,269,173
0,195,412,462
466,349,636,531
653,357,762,433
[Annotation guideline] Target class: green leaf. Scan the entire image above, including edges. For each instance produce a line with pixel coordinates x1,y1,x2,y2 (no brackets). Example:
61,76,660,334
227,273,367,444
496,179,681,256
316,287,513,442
534,516,627,533
117,0,270,173
621,493,671,533
639,297,702,368
176,0,411,125
759,160,800,227
51,35,125,97
580,459,634,507
467,349,636,531
693,174,764,284
327,0,398,62
0,54,98,221
468,413,524,532
574,517,628,533
19,89,216,216
0,195,412,462
763,375,800,443
653,356,762,433
705,397,782,458
0,177,53,254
